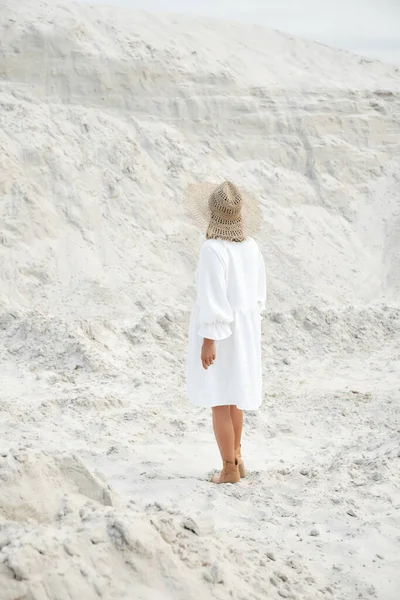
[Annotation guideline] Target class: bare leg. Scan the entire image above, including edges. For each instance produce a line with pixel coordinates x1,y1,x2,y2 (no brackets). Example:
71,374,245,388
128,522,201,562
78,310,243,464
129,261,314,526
212,406,235,464
230,405,243,450
230,405,246,478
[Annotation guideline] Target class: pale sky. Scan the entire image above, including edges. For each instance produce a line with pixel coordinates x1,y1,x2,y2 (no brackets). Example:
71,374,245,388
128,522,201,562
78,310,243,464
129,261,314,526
81,0,400,65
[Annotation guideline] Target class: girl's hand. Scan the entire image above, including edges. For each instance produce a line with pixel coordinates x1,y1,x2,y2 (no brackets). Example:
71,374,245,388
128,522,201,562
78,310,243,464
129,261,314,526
201,338,216,370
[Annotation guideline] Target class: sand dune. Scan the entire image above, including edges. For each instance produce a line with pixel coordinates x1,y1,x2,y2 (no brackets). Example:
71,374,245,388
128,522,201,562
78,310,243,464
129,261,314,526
0,1,399,598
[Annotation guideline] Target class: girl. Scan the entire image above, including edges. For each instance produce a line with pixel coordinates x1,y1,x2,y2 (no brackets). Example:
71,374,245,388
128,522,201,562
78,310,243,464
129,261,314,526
187,181,266,484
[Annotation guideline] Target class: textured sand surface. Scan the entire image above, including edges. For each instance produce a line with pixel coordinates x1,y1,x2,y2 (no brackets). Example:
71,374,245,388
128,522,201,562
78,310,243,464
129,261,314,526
0,1,400,599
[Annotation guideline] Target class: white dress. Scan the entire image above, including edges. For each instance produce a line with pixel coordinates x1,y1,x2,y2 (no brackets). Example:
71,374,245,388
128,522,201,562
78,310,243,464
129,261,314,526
186,237,266,411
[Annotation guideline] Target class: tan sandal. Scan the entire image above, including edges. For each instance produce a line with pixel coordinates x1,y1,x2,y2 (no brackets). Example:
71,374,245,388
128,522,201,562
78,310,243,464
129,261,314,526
235,445,246,478
211,459,240,484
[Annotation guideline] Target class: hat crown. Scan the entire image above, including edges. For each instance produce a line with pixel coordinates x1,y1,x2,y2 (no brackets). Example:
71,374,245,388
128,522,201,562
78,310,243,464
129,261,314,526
209,181,242,219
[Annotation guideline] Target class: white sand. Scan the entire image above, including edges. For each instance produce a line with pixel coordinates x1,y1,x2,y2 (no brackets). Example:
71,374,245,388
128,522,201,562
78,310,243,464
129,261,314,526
0,1,400,599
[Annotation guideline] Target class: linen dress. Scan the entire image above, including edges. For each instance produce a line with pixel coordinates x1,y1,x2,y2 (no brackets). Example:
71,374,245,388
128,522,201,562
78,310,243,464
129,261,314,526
187,237,266,411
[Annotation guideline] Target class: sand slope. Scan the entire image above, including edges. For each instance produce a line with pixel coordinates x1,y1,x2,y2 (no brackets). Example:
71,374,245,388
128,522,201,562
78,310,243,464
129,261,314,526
0,1,400,599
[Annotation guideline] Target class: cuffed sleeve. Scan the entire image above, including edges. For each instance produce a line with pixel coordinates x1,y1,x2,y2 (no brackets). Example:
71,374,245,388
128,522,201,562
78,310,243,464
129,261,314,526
258,248,267,317
198,321,232,341
196,242,234,340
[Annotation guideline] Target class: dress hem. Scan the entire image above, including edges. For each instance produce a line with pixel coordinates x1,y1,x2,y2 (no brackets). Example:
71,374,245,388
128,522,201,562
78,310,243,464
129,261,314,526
189,399,262,411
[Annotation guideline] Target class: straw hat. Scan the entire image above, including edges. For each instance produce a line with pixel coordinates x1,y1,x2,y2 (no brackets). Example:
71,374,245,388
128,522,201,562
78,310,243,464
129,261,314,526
186,180,261,242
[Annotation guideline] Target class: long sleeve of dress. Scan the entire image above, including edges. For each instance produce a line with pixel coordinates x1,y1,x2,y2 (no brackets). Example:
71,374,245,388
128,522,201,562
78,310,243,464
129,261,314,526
196,242,234,341
258,249,267,315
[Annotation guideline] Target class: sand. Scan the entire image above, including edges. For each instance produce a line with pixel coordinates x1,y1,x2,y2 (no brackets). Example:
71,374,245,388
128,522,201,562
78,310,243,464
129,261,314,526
0,1,400,599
